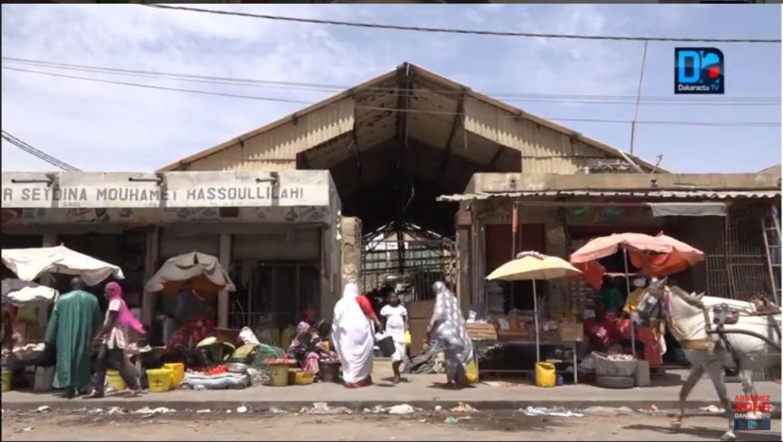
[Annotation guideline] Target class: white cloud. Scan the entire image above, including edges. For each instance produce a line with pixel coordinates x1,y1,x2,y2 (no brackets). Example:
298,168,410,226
1,4,776,174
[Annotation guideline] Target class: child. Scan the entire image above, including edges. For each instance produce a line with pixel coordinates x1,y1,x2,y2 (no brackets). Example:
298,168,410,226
379,292,409,384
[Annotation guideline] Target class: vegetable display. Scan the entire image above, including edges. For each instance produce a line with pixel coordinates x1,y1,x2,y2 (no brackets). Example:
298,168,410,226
265,357,296,365
202,365,228,376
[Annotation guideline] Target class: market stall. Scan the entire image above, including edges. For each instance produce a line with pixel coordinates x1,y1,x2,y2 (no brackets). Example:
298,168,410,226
1,245,123,393
468,252,584,384
2,279,59,383
569,232,705,368
145,251,236,350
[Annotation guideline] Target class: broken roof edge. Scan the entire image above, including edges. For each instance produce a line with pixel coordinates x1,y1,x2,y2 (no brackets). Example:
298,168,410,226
159,62,666,173
449,172,781,198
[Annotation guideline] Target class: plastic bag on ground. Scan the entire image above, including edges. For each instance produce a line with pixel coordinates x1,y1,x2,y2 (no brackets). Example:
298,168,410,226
239,327,261,346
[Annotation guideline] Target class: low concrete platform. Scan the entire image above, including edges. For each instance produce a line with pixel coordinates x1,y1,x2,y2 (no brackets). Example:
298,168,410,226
2,368,780,412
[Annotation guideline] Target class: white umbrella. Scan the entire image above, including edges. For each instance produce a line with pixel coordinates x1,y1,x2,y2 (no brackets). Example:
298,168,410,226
486,251,582,361
2,279,59,307
2,245,124,286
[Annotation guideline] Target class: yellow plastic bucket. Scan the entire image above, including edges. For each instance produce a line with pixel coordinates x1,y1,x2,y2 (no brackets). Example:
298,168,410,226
164,363,185,390
535,362,556,388
2,369,11,393
107,370,127,391
146,368,173,393
269,364,290,387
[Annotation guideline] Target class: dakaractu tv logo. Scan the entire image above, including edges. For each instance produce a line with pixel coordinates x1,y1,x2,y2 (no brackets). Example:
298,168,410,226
674,47,725,95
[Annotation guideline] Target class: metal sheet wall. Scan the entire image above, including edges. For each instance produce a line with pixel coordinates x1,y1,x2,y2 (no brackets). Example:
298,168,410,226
232,228,321,261
185,99,355,172
159,228,220,261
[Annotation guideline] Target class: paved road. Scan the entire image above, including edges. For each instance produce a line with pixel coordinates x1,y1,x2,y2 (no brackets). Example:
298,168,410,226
2,410,780,441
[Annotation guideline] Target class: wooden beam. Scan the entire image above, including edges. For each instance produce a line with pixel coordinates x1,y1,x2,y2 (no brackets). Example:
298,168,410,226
438,88,468,175
351,130,363,177
394,63,414,273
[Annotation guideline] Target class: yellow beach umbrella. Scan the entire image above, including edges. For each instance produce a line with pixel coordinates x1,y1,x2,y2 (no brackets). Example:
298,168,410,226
487,252,582,282
486,251,582,361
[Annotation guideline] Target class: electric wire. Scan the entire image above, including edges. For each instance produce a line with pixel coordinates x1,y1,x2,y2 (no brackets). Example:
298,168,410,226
1,131,82,172
3,57,779,106
140,4,782,44
4,65,779,128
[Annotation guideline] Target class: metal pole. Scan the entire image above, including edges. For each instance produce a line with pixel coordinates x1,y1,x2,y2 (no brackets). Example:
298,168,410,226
510,203,518,311
533,279,540,362
622,247,636,357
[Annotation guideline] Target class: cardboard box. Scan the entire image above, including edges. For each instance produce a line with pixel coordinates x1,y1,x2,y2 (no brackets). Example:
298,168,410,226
559,323,584,342
466,323,498,341
408,300,436,320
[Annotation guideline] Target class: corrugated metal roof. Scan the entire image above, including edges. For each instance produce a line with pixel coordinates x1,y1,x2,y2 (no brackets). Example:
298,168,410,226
437,189,781,202
161,62,665,175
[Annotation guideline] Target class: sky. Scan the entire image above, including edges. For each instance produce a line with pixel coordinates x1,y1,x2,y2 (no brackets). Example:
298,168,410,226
1,3,780,174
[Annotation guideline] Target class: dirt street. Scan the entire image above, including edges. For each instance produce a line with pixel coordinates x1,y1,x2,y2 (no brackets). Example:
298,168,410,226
1,410,780,441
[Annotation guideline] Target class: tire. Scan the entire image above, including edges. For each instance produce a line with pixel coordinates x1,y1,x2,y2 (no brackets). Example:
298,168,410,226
596,375,635,389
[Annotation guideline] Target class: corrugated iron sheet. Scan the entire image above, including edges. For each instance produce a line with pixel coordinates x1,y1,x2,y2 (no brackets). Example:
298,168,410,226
437,190,781,202
187,98,354,171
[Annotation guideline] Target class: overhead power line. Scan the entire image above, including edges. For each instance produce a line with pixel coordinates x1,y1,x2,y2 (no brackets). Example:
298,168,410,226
8,66,781,129
4,66,779,128
1,131,82,172
140,3,782,43
2,66,309,105
3,57,780,106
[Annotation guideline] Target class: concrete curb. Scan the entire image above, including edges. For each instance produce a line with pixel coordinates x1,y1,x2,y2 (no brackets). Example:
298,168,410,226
3,399,781,416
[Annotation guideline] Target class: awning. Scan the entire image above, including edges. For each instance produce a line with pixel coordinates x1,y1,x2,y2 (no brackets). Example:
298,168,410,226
646,202,727,217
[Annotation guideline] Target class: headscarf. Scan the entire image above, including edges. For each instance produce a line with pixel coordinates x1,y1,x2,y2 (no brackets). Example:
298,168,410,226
429,282,468,348
105,282,145,334
633,277,646,288
429,281,474,379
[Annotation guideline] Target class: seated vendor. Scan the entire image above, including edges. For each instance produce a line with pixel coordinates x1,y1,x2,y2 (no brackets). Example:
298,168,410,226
583,304,618,352
166,286,216,353
287,309,336,378
599,276,624,320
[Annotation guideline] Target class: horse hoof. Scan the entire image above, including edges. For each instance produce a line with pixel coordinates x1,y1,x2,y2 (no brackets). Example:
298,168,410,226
720,431,737,441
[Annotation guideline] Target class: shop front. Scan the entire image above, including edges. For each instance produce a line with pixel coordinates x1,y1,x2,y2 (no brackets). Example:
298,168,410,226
439,171,781,372
1,170,342,345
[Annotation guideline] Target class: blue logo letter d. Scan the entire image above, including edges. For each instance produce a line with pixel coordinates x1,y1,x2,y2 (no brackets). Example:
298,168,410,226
678,51,700,83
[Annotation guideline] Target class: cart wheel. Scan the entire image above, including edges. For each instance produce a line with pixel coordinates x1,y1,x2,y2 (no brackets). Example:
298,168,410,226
596,375,635,389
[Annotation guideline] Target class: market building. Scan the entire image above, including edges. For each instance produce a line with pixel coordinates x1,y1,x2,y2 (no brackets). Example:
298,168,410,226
159,61,663,300
437,169,781,370
1,170,342,339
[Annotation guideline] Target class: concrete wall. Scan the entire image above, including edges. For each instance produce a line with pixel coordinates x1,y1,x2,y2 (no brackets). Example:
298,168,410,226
470,172,781,194
339,216,362,295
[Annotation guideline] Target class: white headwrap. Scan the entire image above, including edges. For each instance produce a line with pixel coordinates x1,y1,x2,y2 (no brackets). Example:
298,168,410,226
633,277,646,288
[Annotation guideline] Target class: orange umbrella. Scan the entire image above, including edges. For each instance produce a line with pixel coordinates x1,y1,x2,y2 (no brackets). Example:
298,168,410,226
628,234,705,277
569,232,705,290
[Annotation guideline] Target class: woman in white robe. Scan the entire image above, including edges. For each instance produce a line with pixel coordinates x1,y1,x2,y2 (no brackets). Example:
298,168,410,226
331,282,375,388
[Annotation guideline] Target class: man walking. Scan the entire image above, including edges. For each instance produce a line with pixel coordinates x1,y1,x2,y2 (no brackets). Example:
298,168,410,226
45,277,102,399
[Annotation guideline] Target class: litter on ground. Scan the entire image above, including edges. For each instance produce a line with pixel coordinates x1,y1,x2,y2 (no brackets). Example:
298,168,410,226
388,404,416,415
521,406,584,418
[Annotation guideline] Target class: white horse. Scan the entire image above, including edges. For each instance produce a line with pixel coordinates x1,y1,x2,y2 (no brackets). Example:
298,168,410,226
633,277,781,441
